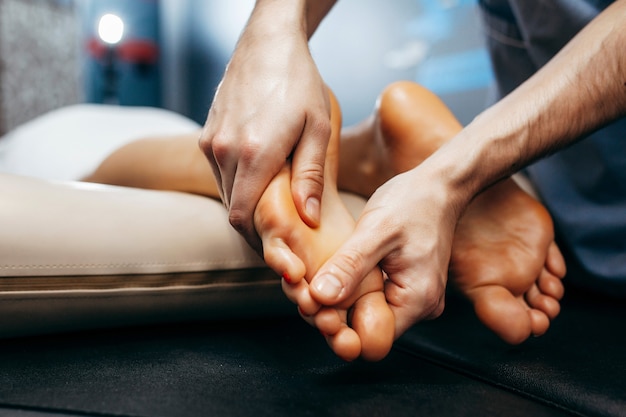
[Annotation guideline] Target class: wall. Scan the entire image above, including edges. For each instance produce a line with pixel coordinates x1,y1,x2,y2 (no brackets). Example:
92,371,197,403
0,0,81,135
159,0,492,127
0,0,492,135
160,0,254,124
80,0,161,106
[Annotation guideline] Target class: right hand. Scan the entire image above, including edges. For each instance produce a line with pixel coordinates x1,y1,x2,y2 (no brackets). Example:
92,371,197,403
199,20,332,252
308,164,467,338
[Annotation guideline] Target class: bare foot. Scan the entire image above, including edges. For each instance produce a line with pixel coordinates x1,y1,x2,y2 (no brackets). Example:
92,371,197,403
253,89,394,361
338,81,566,345
451,182,566,344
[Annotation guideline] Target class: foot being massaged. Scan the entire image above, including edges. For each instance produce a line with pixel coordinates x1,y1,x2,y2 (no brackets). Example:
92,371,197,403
82,81,565,361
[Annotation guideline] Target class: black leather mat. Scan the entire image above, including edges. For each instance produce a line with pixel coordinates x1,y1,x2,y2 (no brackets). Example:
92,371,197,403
397,283,626,417
0,314,571,417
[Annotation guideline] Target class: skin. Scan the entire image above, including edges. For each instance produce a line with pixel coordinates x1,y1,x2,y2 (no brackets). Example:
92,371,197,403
199,0,338,252
253,89,394,361
316,81,565,345
85,89,395,362
303,0,626,339
85,81,565,355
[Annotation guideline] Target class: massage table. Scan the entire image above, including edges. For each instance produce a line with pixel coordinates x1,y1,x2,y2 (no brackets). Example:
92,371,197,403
0,105,623,416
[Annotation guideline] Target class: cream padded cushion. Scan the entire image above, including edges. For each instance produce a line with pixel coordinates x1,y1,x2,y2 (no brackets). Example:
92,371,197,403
1,174,263,276
0,104,202,181
0,104,367,337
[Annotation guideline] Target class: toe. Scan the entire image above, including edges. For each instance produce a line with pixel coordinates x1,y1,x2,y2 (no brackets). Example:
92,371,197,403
470,285,532,345
546,242,567,279
314,307,345,336
325,326,362,362
538,268,565,300
526,282,561,319
282,279,320,316
529,308,550,337
263,236,306,285
350,292,395,362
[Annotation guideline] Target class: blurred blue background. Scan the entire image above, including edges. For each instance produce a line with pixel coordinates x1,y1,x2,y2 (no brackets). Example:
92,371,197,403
79,0,494,127
81,0,161,106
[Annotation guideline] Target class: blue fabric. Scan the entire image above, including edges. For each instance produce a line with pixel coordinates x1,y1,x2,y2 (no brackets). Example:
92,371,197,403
479,0,626,294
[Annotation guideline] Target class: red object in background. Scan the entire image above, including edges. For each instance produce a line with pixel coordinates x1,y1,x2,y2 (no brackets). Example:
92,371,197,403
117,40,159,64
87,38,159,64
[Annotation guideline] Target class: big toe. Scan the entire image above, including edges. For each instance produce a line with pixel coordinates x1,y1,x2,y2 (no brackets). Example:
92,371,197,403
350,292,395,362
470,285,533,345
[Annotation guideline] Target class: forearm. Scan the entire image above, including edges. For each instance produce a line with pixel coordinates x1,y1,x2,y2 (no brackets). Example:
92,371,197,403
305,0,337,38
426,0,626,207
247,0,337,40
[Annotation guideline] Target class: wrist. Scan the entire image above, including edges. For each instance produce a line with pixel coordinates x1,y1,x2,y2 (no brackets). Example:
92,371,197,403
415,116,520,211
249,0,336,39
247,0,308,39
406,152,478,221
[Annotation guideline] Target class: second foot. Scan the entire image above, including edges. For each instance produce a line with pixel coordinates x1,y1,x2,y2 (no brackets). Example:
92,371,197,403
338,81,566,344
451,180,566,344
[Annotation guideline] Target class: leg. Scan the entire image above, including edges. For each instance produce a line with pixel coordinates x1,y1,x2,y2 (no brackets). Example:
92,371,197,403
82,132,219,197
337,81,565,344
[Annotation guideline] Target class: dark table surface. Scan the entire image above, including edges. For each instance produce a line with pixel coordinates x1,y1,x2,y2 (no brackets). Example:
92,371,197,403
0,311,574,417
398,285,626,417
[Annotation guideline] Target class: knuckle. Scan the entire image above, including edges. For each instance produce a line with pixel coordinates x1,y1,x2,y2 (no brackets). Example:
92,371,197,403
388,271,446,322
332,248,367,280
293,160,325,189
428,296,446,319
201,130,265,168
228,207,250,234
197,129,211,152
238,139,262,165
308,117,332,141
197,129,229,162
228,207,261,253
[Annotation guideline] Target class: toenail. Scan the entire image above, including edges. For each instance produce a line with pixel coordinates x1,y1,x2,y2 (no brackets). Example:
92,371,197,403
312,274,343,299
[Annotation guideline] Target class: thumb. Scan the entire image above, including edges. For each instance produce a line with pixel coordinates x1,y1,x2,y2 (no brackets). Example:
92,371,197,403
309,224,388,306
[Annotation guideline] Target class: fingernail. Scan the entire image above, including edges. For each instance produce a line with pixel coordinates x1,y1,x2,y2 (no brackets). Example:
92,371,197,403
282,273,292,284
312,274,343,299
306,197,320,222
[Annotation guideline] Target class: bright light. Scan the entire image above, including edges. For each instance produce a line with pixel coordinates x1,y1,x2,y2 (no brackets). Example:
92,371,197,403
98,14,124,45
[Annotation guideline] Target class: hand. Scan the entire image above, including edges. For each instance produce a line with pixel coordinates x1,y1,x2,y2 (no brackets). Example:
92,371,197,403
199,14,331,251
308,166,466,337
